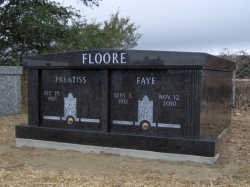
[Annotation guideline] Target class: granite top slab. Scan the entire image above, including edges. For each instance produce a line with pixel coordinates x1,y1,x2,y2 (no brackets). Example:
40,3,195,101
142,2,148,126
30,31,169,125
22,49,235,71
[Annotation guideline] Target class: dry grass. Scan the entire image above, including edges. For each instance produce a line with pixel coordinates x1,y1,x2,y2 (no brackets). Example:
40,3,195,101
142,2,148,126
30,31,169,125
0,114,27,144
0,113,250,186
0,166,249,187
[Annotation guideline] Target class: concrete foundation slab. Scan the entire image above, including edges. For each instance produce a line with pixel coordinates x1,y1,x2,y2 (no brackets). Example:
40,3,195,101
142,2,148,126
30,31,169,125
16,138,219,164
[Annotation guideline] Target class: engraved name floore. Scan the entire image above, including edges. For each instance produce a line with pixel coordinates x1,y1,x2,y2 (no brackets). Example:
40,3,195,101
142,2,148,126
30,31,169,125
83,52,126,64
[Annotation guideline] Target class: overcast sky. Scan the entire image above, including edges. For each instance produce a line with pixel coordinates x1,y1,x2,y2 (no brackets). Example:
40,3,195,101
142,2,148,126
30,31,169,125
55,0,250,55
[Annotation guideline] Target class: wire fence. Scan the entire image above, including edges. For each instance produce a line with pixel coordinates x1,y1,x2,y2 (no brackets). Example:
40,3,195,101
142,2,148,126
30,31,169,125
234,78,250,110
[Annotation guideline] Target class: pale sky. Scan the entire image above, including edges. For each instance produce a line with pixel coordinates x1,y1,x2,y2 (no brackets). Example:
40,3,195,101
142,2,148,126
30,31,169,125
55,0,250,55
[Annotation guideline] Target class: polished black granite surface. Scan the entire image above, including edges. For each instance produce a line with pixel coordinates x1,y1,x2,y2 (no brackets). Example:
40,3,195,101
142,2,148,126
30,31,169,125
200,70,232,138
16,124,217,157
22,49,235,71
17,49,236,158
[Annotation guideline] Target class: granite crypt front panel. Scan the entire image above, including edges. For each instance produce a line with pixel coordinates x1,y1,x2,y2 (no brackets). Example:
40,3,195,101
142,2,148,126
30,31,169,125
41,69,102,131
110,69,188,137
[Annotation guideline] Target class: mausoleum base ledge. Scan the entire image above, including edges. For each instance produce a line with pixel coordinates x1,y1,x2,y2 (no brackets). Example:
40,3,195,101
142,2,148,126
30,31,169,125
16,138,219,165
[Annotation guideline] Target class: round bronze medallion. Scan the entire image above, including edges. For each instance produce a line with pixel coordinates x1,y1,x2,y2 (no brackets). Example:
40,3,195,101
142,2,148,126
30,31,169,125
141,122,149,130
67,117,74,125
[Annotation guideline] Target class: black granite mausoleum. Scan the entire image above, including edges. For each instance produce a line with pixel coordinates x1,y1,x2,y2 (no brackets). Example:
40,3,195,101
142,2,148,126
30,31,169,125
16,49,235,163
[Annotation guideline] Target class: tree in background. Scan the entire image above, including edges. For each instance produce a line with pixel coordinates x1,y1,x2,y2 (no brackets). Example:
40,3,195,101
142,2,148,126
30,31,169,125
100,11,142,49
0,0,101,6
57,11,142,51
79,0,101,7
0,0,81,65
219,48,250,78
0,0,142,65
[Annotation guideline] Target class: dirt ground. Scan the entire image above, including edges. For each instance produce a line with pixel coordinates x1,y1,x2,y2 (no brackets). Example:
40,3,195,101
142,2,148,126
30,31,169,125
0,113,249,186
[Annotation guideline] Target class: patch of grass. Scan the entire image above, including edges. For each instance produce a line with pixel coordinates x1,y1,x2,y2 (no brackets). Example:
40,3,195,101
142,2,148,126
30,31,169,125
0,166,249,187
